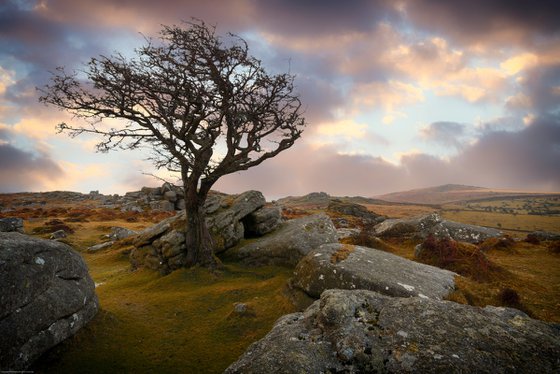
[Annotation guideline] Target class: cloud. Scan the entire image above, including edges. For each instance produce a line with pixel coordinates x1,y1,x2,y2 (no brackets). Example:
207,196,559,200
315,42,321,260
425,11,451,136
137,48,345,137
251,0,397,37
518,63,560,112
217,115,560,198
420,121,467,149
0,140,64,193
403,0,560,48
315,119,367,140
352,80,424,122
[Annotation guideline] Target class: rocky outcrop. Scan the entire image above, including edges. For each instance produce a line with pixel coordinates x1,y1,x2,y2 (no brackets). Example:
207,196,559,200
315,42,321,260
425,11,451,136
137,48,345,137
225,289,560,373
104,226,137,241
124,182,186,211
527,230,560,242
0,217,24,233
373,213,502,243
230,214,338,266
327,200,385,225
129,191,266,272
0,232,98,370
292,243,456,300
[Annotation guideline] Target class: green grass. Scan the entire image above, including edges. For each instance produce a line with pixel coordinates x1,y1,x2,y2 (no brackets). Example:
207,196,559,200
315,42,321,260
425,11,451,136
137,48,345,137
32,248,295,374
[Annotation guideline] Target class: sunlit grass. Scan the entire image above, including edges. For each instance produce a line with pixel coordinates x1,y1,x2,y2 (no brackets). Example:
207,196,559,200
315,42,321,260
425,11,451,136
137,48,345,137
33,247,295,374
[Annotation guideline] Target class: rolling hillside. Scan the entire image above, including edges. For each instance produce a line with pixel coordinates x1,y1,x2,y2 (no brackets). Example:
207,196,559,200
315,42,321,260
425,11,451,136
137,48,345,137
376,184,560,205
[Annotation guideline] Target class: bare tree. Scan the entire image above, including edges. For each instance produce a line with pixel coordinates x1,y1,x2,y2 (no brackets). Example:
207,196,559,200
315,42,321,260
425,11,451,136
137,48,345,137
39,20,305,268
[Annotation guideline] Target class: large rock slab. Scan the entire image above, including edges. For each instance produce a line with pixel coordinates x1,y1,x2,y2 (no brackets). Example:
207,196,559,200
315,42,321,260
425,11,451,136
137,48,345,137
373,213,502,243
293,243,456,300
225,289,560,373
0,232,99,370
231,214,338,266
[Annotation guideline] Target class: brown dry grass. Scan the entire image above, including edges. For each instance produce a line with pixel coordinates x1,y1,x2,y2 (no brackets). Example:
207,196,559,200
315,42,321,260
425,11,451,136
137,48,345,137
330,244,355,264
363,203,435,218
441,210,560,237
445,242,560,322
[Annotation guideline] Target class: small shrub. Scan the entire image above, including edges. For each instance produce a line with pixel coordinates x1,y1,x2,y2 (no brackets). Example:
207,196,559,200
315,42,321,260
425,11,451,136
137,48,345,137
31,219,76,234
417,234,502,282
525,233,540,245
496,287,534,317
478,236,516,252
497,288,521,306
548,240,560,254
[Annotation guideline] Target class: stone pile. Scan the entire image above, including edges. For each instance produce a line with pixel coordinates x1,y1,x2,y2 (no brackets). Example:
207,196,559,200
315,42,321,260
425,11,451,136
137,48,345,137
121,182,186,212
129,191,283,273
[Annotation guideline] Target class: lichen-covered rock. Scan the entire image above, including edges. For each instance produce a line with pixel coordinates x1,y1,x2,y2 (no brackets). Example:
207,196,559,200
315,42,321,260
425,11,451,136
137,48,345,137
242,206,282,237
225,289,560,373
527,230,560,241
104,226,137,241
373,213,502,243
230,214,338,266
432,220,503,243
292,243,456,300
372,213,442,238
0,217,24,233
0,232,98,370
327,200,385,225
49,229,67,240
149,200,175,212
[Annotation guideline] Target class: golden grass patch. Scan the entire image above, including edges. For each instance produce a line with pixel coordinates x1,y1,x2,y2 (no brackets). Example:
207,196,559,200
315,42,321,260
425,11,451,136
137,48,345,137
330,244,355,264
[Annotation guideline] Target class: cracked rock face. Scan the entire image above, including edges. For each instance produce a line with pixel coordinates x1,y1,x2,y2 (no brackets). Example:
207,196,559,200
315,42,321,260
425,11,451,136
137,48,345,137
0,232,99,370
225,289,560,373
292,243,456,300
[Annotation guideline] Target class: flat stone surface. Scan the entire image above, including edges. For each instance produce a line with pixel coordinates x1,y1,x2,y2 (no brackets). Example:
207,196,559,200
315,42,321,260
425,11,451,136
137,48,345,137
292,243,456,300
231,213,338,266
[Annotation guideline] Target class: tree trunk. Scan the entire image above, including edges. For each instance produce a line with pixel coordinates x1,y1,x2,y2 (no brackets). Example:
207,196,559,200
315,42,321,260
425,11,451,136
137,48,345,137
183,189,218,269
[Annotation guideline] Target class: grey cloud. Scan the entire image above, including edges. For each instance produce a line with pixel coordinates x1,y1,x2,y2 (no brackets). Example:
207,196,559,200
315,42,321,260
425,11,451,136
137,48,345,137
453,115,560,190
519,63,560,113
0,142,64,192
420,121,467,148
404,0,560,47
251,0,397,36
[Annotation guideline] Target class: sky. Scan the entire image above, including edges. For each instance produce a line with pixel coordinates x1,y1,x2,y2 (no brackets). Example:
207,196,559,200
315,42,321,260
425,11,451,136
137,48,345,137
1,0,559,199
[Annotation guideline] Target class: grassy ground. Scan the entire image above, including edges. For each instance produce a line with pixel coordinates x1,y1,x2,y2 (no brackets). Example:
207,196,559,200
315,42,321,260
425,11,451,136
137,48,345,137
33,247,295,373
363,203,436,218
4,194,558,372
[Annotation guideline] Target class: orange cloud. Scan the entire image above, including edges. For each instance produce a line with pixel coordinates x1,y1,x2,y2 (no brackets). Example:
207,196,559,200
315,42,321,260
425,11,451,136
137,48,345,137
352,80,424,123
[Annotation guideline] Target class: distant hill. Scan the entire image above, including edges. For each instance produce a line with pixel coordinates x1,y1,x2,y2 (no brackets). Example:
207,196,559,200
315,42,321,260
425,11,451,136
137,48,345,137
276,192,390,209
375,184,559,205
